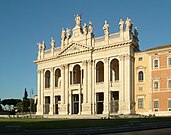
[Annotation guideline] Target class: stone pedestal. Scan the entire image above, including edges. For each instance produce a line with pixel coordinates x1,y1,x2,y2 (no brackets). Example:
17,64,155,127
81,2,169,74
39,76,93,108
81,103,92,115
59,104,67,115
36,105,44,115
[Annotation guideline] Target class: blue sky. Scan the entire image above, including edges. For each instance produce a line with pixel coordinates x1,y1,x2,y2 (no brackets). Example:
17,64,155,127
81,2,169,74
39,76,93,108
0,0,171,100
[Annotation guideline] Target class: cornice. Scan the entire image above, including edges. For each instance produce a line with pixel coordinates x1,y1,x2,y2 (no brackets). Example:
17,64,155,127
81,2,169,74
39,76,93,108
34,40,135,64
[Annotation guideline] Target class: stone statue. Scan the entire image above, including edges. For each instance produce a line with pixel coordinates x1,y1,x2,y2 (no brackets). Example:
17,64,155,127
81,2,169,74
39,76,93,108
88,21,93,34
61,28,66,40
50,37,55,48
66,28,71,39
119,19,124,31
75,14,81,26
103,20,109,35
37,42,42,51
37,41,45,51
83,23,88,34
125,17,133,31
41,41,45,50
134,27,138,37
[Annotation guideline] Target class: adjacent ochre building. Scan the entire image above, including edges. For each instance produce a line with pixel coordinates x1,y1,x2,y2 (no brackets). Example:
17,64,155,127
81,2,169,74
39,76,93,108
134,45,171,116
34,15,171,117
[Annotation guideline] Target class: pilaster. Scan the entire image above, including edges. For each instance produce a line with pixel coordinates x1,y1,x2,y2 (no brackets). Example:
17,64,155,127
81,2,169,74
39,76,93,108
49,67,54,115
37,69,44,115
118,55,124,114
103,57,109,114
87,59,93,114
36,69,43,115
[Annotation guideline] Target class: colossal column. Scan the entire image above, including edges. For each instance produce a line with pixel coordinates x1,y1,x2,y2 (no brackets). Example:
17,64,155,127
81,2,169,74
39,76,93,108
65,64,69,114
87,59,93,114
36,69,43,115
40,69,44,115
104,57,109,114
118,55,124,114
49,67,54,115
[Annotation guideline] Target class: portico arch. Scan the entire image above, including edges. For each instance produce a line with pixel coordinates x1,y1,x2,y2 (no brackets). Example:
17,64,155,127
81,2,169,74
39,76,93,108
96,61,104,83
55,68,61,87
110,59,119,81
45,70,50,88
73,64,81,84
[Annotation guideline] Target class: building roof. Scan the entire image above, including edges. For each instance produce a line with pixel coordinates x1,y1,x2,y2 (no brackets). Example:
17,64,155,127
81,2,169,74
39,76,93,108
146,44,171,51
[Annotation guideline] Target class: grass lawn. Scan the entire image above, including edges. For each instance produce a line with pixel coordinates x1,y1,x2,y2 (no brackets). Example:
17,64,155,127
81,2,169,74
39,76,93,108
0,117,171,132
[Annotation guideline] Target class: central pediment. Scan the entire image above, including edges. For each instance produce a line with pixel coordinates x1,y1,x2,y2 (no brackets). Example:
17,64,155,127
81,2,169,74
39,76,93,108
58,43,91,56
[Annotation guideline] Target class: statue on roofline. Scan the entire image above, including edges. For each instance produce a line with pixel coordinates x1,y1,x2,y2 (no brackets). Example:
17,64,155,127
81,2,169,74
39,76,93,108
61,28,66,40
125,17,133,31
50,37,55,48
88,21,93,34
83,23,88,34
134,27,138,37
119,19,124,31
37,41,45,51
75,14,81,26
103,20,109,35
66,28,71,39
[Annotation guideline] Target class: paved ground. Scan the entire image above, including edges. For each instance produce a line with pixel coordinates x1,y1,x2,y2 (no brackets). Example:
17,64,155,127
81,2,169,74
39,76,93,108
1,121,171,135
105,128,171,135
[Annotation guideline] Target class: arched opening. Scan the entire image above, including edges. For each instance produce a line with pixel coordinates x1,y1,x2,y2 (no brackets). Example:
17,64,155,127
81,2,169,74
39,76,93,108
73,65,81,84
55,68,61,87
138,71,144,82
45,70,50,88
96,61,104,83
110,59,119,81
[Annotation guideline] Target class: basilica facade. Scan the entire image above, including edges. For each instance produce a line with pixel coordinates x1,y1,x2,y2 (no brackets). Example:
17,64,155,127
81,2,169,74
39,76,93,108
34,15,139,116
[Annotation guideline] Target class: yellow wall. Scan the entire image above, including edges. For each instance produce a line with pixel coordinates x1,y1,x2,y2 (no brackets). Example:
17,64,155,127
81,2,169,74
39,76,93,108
134,52,150,114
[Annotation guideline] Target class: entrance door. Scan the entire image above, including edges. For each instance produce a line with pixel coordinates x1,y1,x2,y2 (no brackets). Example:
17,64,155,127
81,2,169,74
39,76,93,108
45,96,50,114
110,91,119,113
55,96,61,114
72,94,79,114
96,92,104,114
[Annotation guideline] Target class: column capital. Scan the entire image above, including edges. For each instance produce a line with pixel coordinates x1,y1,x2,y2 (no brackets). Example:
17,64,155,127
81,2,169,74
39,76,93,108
125,54,134,60
119,55,125,61
82,60,87,66
64,64,69,68
60,64,65,70
104,57,109,63
87,59,92,64
50,67,54,72
38,69,44,73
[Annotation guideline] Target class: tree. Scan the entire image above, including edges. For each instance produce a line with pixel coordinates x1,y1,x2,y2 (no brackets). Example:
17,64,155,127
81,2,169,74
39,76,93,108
23,88,28,100
16,102,23,112
0,104,3,111
23,99,30,112
1,99,21,106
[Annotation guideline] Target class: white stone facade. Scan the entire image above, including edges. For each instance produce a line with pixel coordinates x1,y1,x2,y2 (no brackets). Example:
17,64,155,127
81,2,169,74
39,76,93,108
34,16,139,116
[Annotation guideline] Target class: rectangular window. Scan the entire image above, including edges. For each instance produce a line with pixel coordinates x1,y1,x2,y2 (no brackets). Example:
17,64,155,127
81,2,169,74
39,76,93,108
138,57,143,61
138,87,143,91
168,80,171,88
138,98,144,109
154,100,159,108
154,59,159,68
154,81,159,90
168,99,171,108
70,71,72,85
168,58,171,66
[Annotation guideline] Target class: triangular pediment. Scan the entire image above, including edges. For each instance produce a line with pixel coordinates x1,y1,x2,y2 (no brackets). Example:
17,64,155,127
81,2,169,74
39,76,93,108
58,43,91,56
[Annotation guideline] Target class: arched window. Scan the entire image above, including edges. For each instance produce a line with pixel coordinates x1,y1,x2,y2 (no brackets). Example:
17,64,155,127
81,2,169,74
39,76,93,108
138,71,144,82
55,68,61,87
96,61,104,82
73,65,81,84
110,59,119,81
45,70,50,88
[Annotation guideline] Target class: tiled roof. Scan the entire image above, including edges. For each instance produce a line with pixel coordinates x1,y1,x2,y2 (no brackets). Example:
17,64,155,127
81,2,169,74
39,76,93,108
146,44,171,51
